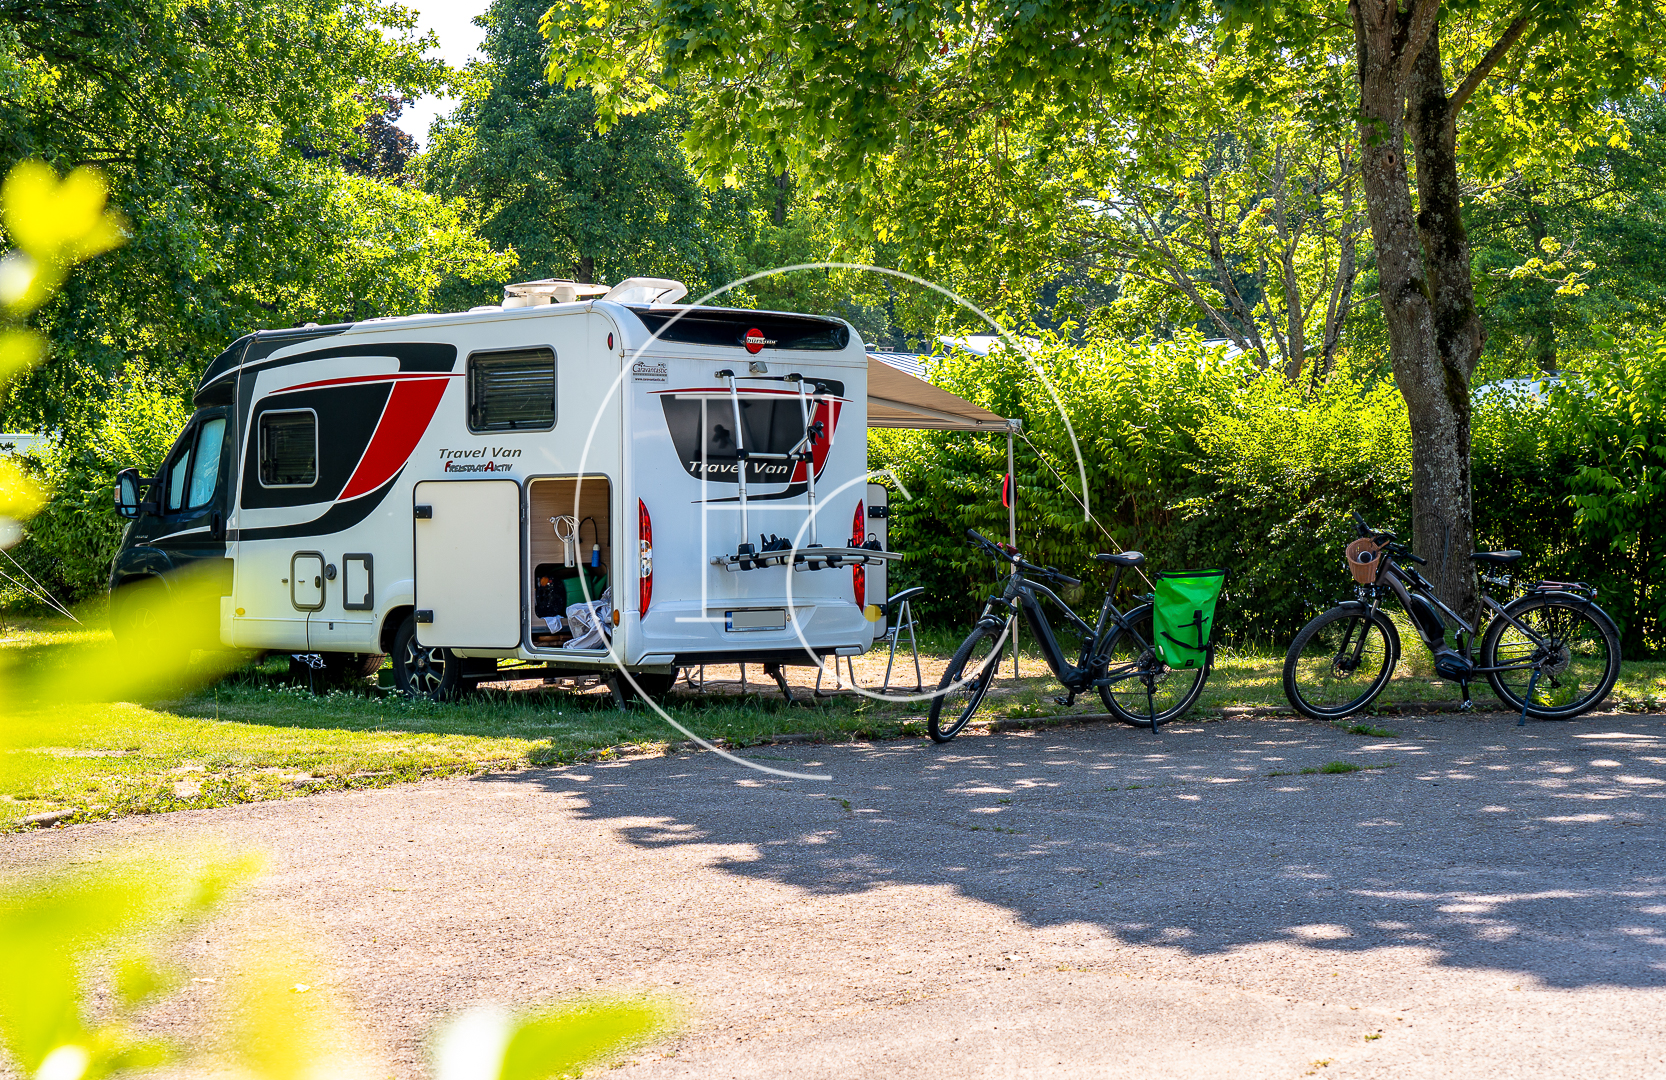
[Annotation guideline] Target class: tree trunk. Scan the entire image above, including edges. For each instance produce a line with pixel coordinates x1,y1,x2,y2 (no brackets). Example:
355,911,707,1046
577,254,594,283
1351,4,1481,620
773,170,790,227
1523,196,1558,374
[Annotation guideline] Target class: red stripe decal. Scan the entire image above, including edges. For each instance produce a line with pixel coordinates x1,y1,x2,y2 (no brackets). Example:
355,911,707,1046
275,372,460,394
339,379,449,501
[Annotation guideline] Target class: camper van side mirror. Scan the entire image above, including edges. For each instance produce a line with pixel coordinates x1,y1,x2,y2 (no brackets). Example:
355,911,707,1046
114,468,142,519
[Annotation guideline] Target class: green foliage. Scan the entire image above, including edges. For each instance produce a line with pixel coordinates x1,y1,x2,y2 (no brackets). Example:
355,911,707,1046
1556,334,1666,654
423,0,756,303
5,374,190,609
0,848,261,1078
1472,95,1666,376
877,335,1656,654
0,0,510,431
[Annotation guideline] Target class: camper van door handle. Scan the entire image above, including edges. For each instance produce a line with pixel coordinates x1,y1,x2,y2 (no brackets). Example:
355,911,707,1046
414,504,432,519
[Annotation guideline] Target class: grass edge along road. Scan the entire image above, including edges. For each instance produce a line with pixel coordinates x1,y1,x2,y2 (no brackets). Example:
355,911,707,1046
4,619,1665,832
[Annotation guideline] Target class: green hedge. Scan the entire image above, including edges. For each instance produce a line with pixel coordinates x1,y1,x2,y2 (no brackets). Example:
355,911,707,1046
873,332,1665,658
4,377,189,612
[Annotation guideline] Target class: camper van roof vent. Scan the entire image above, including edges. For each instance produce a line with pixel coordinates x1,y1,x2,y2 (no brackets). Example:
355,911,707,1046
603,277,688,306
502,279,610,308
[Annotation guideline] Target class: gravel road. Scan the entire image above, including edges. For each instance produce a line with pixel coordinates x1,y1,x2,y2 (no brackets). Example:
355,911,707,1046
8,712,1666,1079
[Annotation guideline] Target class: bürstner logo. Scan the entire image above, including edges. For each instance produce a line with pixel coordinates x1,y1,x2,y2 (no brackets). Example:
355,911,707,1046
743,328,774,354
632,360,667,382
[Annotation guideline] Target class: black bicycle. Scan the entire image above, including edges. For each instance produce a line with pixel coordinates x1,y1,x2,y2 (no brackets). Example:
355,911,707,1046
928,530,1212,741
1283,511,1621,723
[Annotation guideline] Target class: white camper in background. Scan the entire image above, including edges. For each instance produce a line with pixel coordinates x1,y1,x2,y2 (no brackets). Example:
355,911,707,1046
110,277,898,699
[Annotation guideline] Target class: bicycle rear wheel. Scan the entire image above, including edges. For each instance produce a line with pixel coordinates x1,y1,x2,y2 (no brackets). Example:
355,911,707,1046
928,621,1006,743
1283,606,1400,720
1096,605,1208,729
1482,594,1620,719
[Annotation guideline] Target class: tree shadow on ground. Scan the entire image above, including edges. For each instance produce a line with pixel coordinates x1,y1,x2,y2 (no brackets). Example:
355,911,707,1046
500,713,1666,989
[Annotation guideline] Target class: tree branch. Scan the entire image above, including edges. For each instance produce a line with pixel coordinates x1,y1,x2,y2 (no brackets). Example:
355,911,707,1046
1449,14,1532,113
1396,0,1444,88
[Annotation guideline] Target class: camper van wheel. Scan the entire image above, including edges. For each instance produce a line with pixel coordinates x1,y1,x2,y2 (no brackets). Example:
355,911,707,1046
111,577,190,667
287,652,385,688
391,616,463,701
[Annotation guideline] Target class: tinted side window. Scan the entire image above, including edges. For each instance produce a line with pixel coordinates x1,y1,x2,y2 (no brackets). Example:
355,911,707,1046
165,432,193,512
469,348,556,433
186,417,226,510
259,410,317,487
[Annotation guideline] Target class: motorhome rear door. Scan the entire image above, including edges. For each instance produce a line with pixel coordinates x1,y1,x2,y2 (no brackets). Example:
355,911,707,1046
413,479,520,648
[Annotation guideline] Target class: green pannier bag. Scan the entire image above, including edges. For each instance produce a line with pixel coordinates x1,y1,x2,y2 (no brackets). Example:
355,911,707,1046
1151,570,1225,669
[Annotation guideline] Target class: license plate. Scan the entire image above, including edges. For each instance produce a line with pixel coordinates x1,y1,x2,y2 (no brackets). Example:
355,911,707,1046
726,608,787,632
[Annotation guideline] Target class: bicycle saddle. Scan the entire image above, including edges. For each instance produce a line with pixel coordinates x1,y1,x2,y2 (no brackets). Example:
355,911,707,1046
882,586,925,615
1471,550,1523,565
1094,551,1145,568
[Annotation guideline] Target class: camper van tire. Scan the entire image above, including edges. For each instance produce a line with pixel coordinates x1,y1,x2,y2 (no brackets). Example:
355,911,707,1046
110,577,189,666
391,616,463,701
287,652,385,687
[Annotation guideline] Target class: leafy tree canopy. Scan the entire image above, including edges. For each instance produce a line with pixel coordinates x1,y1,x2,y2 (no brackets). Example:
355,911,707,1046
0,0,512,430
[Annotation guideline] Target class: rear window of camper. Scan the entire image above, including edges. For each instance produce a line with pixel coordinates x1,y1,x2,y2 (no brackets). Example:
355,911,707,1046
628,308,849,351
470,348,556,432
259,410,316,487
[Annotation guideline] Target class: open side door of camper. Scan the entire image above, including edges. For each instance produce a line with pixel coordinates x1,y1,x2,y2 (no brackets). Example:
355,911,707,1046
414,479,521,649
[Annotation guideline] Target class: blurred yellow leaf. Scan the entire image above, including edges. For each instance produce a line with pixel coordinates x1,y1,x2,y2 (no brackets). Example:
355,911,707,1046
500,998,671,1080
1,161,126,264
0,847,262,1076
0,457,45,520
0,329,43,381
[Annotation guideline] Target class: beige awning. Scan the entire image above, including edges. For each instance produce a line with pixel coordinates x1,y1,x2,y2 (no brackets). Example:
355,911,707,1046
867,356,1013,432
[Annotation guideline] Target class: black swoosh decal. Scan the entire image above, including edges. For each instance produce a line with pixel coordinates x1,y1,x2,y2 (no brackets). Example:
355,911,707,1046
234,471,403,542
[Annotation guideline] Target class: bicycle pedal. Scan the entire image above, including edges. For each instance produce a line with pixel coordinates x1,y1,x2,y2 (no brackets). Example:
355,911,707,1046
1054,695,1075,708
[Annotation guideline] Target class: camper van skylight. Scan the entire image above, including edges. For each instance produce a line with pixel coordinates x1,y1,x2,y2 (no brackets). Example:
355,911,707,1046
603,277,688,305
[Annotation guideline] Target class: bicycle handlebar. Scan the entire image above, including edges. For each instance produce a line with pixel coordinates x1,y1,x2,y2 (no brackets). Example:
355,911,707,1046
964,529,1081,586
1348,512,1427,565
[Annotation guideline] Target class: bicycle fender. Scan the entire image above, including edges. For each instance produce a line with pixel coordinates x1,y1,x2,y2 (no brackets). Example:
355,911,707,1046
1513,589,1599,611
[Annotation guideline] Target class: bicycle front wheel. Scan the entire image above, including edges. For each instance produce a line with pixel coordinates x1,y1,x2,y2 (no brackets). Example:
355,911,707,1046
928,621,1006,743
1482,594,1620,719
1096,604,1208,729
1283,606,1400,720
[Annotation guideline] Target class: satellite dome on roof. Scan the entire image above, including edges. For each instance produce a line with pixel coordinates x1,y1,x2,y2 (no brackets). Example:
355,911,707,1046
501,279,609,307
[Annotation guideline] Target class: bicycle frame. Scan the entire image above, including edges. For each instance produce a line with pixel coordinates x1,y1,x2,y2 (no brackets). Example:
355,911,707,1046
972,563,1160,696
1364,556,1559,677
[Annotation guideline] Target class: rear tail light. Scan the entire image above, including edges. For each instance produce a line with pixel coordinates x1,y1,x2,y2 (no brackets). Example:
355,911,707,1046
639,499,653,615
851,500,865,607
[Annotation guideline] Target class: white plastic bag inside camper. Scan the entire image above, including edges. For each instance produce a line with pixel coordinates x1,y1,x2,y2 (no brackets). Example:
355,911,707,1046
564,587,613,649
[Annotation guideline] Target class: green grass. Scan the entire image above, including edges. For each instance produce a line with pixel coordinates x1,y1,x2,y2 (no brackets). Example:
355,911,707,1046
1268,761,1391,777
4,614,1663,830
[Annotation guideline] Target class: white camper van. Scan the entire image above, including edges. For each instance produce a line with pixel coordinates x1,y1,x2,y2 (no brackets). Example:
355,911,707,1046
110,278,898,699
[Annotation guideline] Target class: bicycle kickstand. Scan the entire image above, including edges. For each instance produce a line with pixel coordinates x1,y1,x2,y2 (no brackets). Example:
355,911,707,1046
1518,669,1540,727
